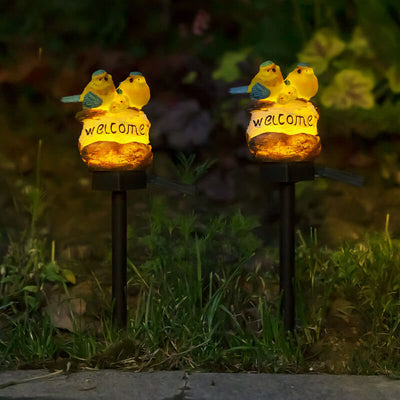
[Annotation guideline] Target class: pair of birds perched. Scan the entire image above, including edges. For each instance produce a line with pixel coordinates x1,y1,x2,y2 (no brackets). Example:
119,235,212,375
229,61,318,103
61,69,150,112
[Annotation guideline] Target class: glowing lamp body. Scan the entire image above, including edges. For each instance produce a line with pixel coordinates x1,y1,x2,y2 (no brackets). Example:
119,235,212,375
63,70,152,171
77,108,152,170
247,99,320,162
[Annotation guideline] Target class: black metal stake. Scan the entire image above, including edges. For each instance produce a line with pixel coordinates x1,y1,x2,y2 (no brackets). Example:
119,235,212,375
279,182,295,331
261,162,315,332
260,162,363,332
92,170,147,329
112,190,127,328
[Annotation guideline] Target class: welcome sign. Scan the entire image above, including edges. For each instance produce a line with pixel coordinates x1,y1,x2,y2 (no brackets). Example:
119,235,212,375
246,104,319,140
79,110,151,148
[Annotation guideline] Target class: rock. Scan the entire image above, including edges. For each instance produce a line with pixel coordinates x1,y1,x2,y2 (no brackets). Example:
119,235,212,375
147,99,213,150
44,293,87,332
247,132,321,162
80,141,153,171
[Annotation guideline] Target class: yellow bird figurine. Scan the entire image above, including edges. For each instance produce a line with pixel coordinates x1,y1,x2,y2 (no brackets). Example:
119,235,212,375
109,93,129,113
230,60,285,101
285,63,318,101
61,69,116,110
277,84,298,104
117,72,150,110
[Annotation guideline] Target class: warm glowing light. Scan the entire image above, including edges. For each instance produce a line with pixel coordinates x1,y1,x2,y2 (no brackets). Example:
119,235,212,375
247,99,320,162
62,70,152,171
230,61,320,162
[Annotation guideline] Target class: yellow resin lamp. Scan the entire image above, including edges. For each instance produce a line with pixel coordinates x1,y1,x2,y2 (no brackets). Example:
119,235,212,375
230,61,320,162
62,70,152,170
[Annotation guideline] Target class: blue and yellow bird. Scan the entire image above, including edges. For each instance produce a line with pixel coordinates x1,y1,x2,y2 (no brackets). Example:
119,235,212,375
229,60,285,101
61,69,116,110
285,63,318,101
116,72,150,110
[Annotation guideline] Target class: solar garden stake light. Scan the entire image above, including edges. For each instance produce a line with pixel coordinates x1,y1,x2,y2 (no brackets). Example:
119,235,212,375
62,70,195,329
230,61,363,332
62,69,153,328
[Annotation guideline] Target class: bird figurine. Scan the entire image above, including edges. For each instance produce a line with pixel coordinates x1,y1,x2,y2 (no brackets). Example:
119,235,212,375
109,93,129,113
61,69,116,110
229,60,285,101
277,83,298,104
116,72,150,110
285,63,318,101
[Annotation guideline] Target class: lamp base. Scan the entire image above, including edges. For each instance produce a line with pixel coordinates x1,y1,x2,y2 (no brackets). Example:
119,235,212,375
80,141,153,171
92,170,147,191
248,132,321,162
260,161,315,183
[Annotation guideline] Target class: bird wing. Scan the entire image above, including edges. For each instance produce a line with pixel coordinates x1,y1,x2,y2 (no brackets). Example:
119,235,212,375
250,83,271,100
82,92,103,109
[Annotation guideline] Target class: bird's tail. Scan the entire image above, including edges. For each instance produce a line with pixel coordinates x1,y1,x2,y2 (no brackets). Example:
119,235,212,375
229,86,249,94
61,95,81,103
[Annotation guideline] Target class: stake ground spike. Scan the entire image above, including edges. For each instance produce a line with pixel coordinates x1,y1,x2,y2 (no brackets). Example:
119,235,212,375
92,170,147,329
92,170,195,329
261,162,363,331
112,190,127,328
280,182,295,331
261,162,315,332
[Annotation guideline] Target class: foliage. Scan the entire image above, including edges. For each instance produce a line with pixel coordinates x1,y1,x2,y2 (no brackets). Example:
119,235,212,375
288,2,400,137
0,142,75,365
321,69,375,109
386,66,400,93
212,49,251,82
2,192,400,374
298,29,346,75
173,153,216,185
296,217,400,374
1,0,400,375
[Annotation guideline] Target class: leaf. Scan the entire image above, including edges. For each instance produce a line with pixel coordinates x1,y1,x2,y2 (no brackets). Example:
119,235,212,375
181,70,198,84
347,26,374,58
42,262,65,283
321,69,375,109
62,269,76,285
212,48,251,82
386,65,400,93
23,285,38,293
298,29,346,74
24,294,39,310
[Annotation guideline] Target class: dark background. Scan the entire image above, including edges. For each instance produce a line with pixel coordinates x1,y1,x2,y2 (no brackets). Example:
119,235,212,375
1,0,400,264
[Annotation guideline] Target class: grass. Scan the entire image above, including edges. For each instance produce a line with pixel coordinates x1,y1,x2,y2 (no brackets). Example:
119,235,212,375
1,150,400,375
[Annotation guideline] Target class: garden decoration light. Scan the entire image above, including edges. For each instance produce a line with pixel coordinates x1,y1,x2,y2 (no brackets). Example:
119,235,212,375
62,71,194,328
231,61,363,332
62,70,152,171
230,61,320,162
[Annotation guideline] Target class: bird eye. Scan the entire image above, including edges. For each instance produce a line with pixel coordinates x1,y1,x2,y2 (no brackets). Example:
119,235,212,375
129,78,133,83
104,77,108,81
272,68,276,72
297,69,301,74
